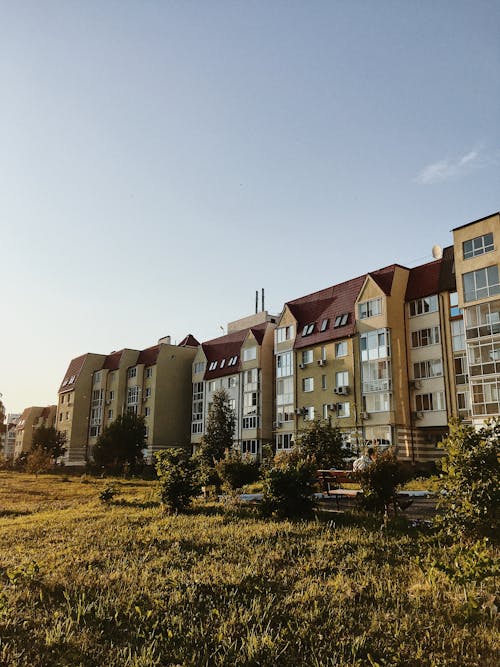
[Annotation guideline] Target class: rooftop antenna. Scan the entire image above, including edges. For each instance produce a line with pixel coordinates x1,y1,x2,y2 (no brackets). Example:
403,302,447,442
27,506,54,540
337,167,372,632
255,290,258,314
432,244,443,260
262,288,265,312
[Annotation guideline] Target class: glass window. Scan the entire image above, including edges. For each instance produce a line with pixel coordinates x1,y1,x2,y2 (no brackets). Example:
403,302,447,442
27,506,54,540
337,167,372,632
277,352,293,378
320,318,329,332
411,327,440,348
463,233,494,260
335,341,347,357
301,350,313,365
359,298,382,319
360,329,390,360
302,377,314,392
243,347,257,362
463,265,500,302
335,371,348,387
449,292,461,318
409,295,438,317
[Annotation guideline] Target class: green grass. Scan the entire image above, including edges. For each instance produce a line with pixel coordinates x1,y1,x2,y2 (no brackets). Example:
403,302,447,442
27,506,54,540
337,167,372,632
0,472,498,666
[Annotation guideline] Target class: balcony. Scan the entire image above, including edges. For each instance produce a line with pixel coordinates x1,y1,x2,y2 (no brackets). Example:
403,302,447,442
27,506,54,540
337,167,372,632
362,379,392,393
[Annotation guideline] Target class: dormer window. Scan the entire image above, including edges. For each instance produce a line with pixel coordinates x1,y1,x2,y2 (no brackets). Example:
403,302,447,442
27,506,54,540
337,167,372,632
320,318,329,332
301,323,315,337
334,314,349,328
209,361,218,371
220,359,225,368
227,356,238,366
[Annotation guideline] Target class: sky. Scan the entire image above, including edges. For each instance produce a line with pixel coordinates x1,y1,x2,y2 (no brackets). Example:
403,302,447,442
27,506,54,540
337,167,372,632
1,0,499,415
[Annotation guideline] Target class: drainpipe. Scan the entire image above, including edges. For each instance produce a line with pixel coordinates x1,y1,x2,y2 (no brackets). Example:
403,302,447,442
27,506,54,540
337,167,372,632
403,302,416,464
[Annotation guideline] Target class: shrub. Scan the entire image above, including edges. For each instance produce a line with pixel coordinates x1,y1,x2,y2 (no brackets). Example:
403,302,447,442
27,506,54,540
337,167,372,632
261,452,317,519
99,485,117,503
356,449,405,514
25,448,53,476
155,448,200,513
437,419,500,539
216,449,260,491
294,418,346,469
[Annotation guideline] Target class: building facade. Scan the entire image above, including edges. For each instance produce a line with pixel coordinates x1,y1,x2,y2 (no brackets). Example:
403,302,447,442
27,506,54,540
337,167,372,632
190,311,277,458
57,335,198,466
14,406,57,459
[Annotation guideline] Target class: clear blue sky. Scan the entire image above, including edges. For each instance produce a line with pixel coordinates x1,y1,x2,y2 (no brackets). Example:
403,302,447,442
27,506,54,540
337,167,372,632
1,1,499,414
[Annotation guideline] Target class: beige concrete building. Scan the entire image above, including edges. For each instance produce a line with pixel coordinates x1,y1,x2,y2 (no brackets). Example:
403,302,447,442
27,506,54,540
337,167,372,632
3,413,21,460
57,334,199,466
190,311,277,458
14,405,56,459
452,212,500,426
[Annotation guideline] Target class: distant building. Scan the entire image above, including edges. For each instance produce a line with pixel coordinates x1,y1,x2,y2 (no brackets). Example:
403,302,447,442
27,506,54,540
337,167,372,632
3,413,21,460
57,335,199,466
14,406,56,458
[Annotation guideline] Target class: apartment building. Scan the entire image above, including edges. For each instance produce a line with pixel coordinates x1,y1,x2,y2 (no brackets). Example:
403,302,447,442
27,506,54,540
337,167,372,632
190,311,277,458
452,212,500,426
14,405,56,459
57,335,199,466
3,413,21,460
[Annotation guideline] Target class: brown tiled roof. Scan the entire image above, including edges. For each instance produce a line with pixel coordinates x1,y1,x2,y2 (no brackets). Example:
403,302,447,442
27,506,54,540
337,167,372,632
58,354,88,393
178,334,200,347
369,265,400,296
288,275,367,350
201,323,271,380
103,350,124,370
405,248,456,301
137,345,160,366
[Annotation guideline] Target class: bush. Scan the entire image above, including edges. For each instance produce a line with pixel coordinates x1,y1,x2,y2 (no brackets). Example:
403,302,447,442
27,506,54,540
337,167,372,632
25,448,53,476
155,448,200,513
261,452,317,519
99,485,117,503
356,449,405,514
294,418,346,469
437,419,500,539
216,450,261,491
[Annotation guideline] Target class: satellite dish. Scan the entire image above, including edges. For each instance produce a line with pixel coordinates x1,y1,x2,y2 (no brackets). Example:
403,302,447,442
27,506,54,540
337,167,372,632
432,245,443,260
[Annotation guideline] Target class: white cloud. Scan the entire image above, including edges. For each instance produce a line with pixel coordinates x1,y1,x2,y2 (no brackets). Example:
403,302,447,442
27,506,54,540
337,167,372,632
415,149,482,184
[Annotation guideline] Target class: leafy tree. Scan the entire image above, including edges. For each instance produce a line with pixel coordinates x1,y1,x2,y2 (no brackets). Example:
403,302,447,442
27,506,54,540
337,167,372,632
0,394,6,440
356,449,405,514
92,413,146,474
196,389,235,489
437,419,500,539
261,450,317,519
155,448,200,512
26,448,53,476
295,418,346,469
216,449,261,491
32,426,67,462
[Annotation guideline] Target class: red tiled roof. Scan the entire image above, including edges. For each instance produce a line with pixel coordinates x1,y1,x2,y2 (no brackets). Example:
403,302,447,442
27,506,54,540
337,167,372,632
201,323,272,380
103,350,124,370
58,354,88,393
288,275,366,350
405,248,456,301
287,266,400,350
178,334,200,347
137,345,160,366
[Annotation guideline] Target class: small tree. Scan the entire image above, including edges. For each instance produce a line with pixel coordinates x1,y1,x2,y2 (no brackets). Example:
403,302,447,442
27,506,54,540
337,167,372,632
356,449,404,514
437,419,500,539
92,413,145,474
155,448,200,513
295,418,346,469
216,449,261,492
261,450,317,519
196,389,235,490
26,448,53,476
32,426,67,463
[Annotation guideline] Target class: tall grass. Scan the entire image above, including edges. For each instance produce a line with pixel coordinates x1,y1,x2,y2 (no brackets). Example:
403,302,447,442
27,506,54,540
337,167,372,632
0,472,497,666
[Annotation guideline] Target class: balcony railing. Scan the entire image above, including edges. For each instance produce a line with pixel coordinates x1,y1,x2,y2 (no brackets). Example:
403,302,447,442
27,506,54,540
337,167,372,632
362,379,392,393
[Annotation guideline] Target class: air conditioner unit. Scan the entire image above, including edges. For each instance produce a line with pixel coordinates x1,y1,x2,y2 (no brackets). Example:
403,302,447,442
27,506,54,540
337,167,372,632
328,403,337,410
361,411,369,419
317,359,326,367
295,408,303,415
273,421,283,428
338,386,350,395
333,387,339,394
105,400,111,406
299,363,305,369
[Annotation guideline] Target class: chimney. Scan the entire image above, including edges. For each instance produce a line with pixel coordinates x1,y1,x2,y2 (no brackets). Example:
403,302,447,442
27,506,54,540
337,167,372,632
158,335,171,345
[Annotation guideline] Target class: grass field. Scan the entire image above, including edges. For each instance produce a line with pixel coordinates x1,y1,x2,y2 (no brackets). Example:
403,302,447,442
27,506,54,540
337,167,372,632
0,472,498,666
